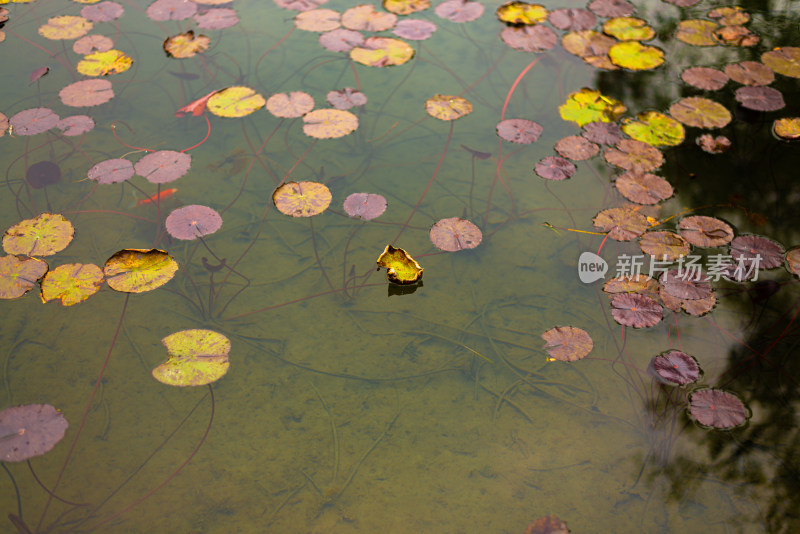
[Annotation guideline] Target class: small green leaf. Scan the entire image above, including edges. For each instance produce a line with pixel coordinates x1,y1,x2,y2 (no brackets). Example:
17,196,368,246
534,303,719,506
103,249,178,293
153,330,231,387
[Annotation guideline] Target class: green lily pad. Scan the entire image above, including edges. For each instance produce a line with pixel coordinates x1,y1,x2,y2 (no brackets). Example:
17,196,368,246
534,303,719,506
350,37,414,67
376,244,423,284
622,111,685,147
153,329,231,387
603,17,654,41
40,263,104,306
559,88,626,127
3,213,74,257
0,255,48,299
609,41,664,70
103,248,178,293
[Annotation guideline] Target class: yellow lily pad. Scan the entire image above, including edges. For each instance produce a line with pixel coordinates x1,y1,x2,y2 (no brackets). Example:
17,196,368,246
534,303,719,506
609,41,664,70
207,86,265,118
103,248,178,293
153,329,231,387
0,255,48,299
425,94,473,120
273,181,332,217
559,88,626,127
383,0,430,15
603,17,654,41
3,213,74,257
496,2,547,25
621,111,685,147
76,49,133,76
163,31,210,59
773,117,800,140
40,263,104,306
350,36,414,67
762,47,800,79
38,15,92,40
675,19,718,47
669,96,731,129
376,244,423,284
302,109,359,139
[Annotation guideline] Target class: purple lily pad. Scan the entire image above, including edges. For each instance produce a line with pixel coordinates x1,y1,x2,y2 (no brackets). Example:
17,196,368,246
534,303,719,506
343,192,387,220
81,1,124,22
434,0,484,22
165,205,223,240
429,217,482,252
55,115,95,136
319,28,364,52
735,86,785,112
0,404,69,462
29,66,50,85
26,161,61,189
649,350,701,386
88,158,134,184
194,8,239,29
59,79,114,107
327,87,367,110
582,121,624,145
548,8,596,31
729,234,785,274
393,19,436,40
610,293,663,328
588,0,634,18
134,150,191,184
535,156,576,181
9,107,59,136
501,25,557,53
660,268,713,300
496,118,543,144
147,0,197,21
688,389,749,430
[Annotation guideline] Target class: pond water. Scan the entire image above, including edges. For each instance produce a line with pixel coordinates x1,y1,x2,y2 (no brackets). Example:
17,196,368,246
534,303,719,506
1,0,799,532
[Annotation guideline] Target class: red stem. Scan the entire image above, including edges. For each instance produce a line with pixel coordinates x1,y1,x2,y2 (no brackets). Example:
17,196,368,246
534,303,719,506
180,114,212,153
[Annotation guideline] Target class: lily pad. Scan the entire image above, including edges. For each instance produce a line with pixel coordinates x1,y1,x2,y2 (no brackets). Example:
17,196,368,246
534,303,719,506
604,139,663,172
541,326,593,362
593,207,648,241
135,150,191,184
603,17,654,41
535,156,576,181
0,255,48,299
434,0,484,23
610,293,663,328
496,118,543,144
207,86,266,118
9,108,59,136
319,28,364,52
40,263,104,306
0,404,69,462
554,135,599,161
39,15,92,40
735,86,785,112
429,217,482,251
609,41,664,70
675,19,718,46
615,171,673,205
266,91,315,118
724,61,774,86
342,4,397,31
273,181,332,217
650,350,701,386
343,193,387,220
3,213,74,257
588,0,634,18
295,8,340,32
501,25,557,52
26,161,61,189
582,121,623,145
302,109,358,138
88,158,135,184
678,215,734,247
669,97,731,129
696,134,732,154
425,94,472,120
559,88,626,127
496,2,547,25
688,389,749,430
153,329,231,387
548,8,595,31
639,231,689,261
729,235,785,270
165,205,223,240
621,111,685,147
376,244,423,284
681,66,729,90
59,79,114,107
660,268,712,300
76,49,132,76
393,19,436,41
761,47,800,79
327,88,367,110
163,31,210,59
103,248,178,293
773,118,800,141
384,0,430,16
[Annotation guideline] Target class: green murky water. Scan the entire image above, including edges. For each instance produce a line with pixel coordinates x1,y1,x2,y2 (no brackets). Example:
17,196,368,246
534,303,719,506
1,0,799,532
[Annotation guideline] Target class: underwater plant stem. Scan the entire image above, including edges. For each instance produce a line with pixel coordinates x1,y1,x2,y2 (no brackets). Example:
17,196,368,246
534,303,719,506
35,293,130,533
310,217,336,294
27,460,90,507
392,120,454,244
2,462,22,520
180,114,212,153
111,121,152,153
84,385,215,532
310,383,339,484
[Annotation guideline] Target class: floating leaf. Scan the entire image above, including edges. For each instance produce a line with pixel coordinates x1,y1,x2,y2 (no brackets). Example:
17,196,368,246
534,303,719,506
688,389,749,430
639,231,688,261
163,31,210,58
29,66,49,84
559,88,626,127
561,30,615,61
434,0,484,23
343,192,387,220
383,0,430,16
165,205,223,240
724,61,774,86
713,25,758,47
9,107,59,136
535,156,575,181
342,4,397,31
350,36,414,67
26,161,61,189
696,134,731,154
76,49,133,76
302,109,358,138
501,25,557,52
295,8,340,32
275,0,328,11
548,8,595,31
735,86,785,112
55,115,95,136
541,326,593,362
103,248,178,293
40,263,104,306
669,97,731,129
266,91,314,118
708,6,749,25
425,94,472,120
609,41,664,70
496,2,547,25
675,19,718,46
603,17,654,41
650,350,700,386
582,121,623,145
785,247,800,277
429,217,482,251
147,0,197,21
761,47,800,79
604,139,663,172
393,19,436,41
3,213,74,257
621,111,685,147
615,171,673,205
603,274,659,300
588,0,634,18
73,34,114,54
660,268,712,300
554,135,599,160
39,15,93,40
59,79,114,107
194,8,239,30
175,90,219,117
376,244,423,284
729,235,785,270
88,158,134,184
496,118,542,144
135,150,191,184
773,118,800,141
678,216,734,247
593,207,648,241
319,28,364,52
273,181,332,217
0,404,68,462
81,1,124,22
207,86,265,118
0,256,48,299
153,329,231,387
681,66,729,90
326,87,366,110
610,293,662,328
